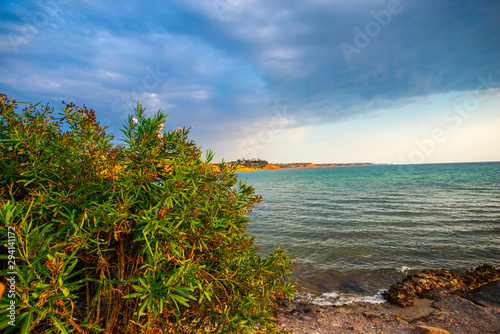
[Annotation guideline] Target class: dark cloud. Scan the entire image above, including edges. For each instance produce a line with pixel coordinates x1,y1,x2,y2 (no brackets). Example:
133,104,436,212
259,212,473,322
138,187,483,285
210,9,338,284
1,0,499,148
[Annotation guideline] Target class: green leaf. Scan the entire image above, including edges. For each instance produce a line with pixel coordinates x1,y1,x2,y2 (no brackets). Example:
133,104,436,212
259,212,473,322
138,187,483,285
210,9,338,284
170,294,189,307
51,316,69,334
20,310,33,334
137,300,148,316
122,292,143,299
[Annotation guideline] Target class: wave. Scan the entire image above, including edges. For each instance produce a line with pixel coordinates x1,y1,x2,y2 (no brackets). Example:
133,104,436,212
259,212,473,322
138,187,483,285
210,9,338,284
295,289,387,306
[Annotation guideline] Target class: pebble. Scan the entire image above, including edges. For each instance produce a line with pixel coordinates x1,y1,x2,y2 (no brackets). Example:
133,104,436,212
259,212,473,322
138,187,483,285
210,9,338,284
363,312,378,318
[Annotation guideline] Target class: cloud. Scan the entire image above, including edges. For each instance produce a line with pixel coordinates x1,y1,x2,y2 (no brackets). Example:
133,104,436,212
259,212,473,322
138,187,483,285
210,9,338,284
0,0,499,161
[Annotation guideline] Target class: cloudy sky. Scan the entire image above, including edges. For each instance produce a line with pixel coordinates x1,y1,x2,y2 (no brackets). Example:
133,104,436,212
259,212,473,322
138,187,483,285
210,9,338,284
1,0,499,164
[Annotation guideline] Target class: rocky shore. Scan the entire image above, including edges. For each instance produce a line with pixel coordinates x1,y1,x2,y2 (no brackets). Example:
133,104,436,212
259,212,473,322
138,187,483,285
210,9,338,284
276,264,500,333
383,264,500,307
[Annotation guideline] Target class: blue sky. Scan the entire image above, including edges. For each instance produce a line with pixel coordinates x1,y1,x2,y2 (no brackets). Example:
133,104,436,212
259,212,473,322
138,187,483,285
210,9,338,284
1,0,499,164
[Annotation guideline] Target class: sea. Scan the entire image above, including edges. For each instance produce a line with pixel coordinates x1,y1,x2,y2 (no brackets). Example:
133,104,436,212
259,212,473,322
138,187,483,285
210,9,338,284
238,161,500,306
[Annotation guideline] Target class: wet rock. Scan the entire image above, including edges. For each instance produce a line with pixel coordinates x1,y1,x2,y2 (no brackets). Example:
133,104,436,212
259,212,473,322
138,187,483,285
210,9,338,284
469,279,500,308
461,264,500,292
383,264,500,307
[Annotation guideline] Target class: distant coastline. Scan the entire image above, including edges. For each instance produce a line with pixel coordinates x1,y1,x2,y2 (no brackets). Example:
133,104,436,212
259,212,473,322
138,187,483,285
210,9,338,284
227,158,373,172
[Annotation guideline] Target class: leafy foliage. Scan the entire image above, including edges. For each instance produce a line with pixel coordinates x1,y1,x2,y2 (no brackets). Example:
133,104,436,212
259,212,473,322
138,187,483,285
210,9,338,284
0,94,294,333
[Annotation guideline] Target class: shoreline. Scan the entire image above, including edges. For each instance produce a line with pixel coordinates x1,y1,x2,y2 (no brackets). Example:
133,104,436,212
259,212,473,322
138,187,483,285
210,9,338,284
276,266,500,333
235,164,373,172
229,161,374,172
276,289,500,333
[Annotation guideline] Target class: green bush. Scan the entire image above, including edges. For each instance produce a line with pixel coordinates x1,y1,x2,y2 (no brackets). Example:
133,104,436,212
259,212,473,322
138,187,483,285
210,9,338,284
0,94,294,333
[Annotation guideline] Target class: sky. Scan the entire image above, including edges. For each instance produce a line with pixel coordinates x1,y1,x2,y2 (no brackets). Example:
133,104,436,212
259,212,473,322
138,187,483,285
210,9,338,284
1,0,499,164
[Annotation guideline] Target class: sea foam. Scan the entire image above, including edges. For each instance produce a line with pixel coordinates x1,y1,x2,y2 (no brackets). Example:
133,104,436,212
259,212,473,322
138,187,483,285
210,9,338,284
295,289,387,306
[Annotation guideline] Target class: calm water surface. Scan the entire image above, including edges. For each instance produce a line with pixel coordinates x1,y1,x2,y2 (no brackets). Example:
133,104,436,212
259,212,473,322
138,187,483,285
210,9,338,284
240,162,500,305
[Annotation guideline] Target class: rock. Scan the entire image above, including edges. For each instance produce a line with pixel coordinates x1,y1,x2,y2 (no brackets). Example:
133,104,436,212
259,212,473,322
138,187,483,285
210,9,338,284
389,298,435,322
414,325,450,334
383,264,500,307
461,264,500,292
363,312,378,318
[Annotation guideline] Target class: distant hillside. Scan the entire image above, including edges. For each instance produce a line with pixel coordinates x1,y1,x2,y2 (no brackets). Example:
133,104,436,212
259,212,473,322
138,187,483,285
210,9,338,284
228,159,373,172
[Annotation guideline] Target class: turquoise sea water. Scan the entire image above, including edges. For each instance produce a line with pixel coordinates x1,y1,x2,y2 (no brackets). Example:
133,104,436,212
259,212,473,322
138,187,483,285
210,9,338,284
239,162,500,305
